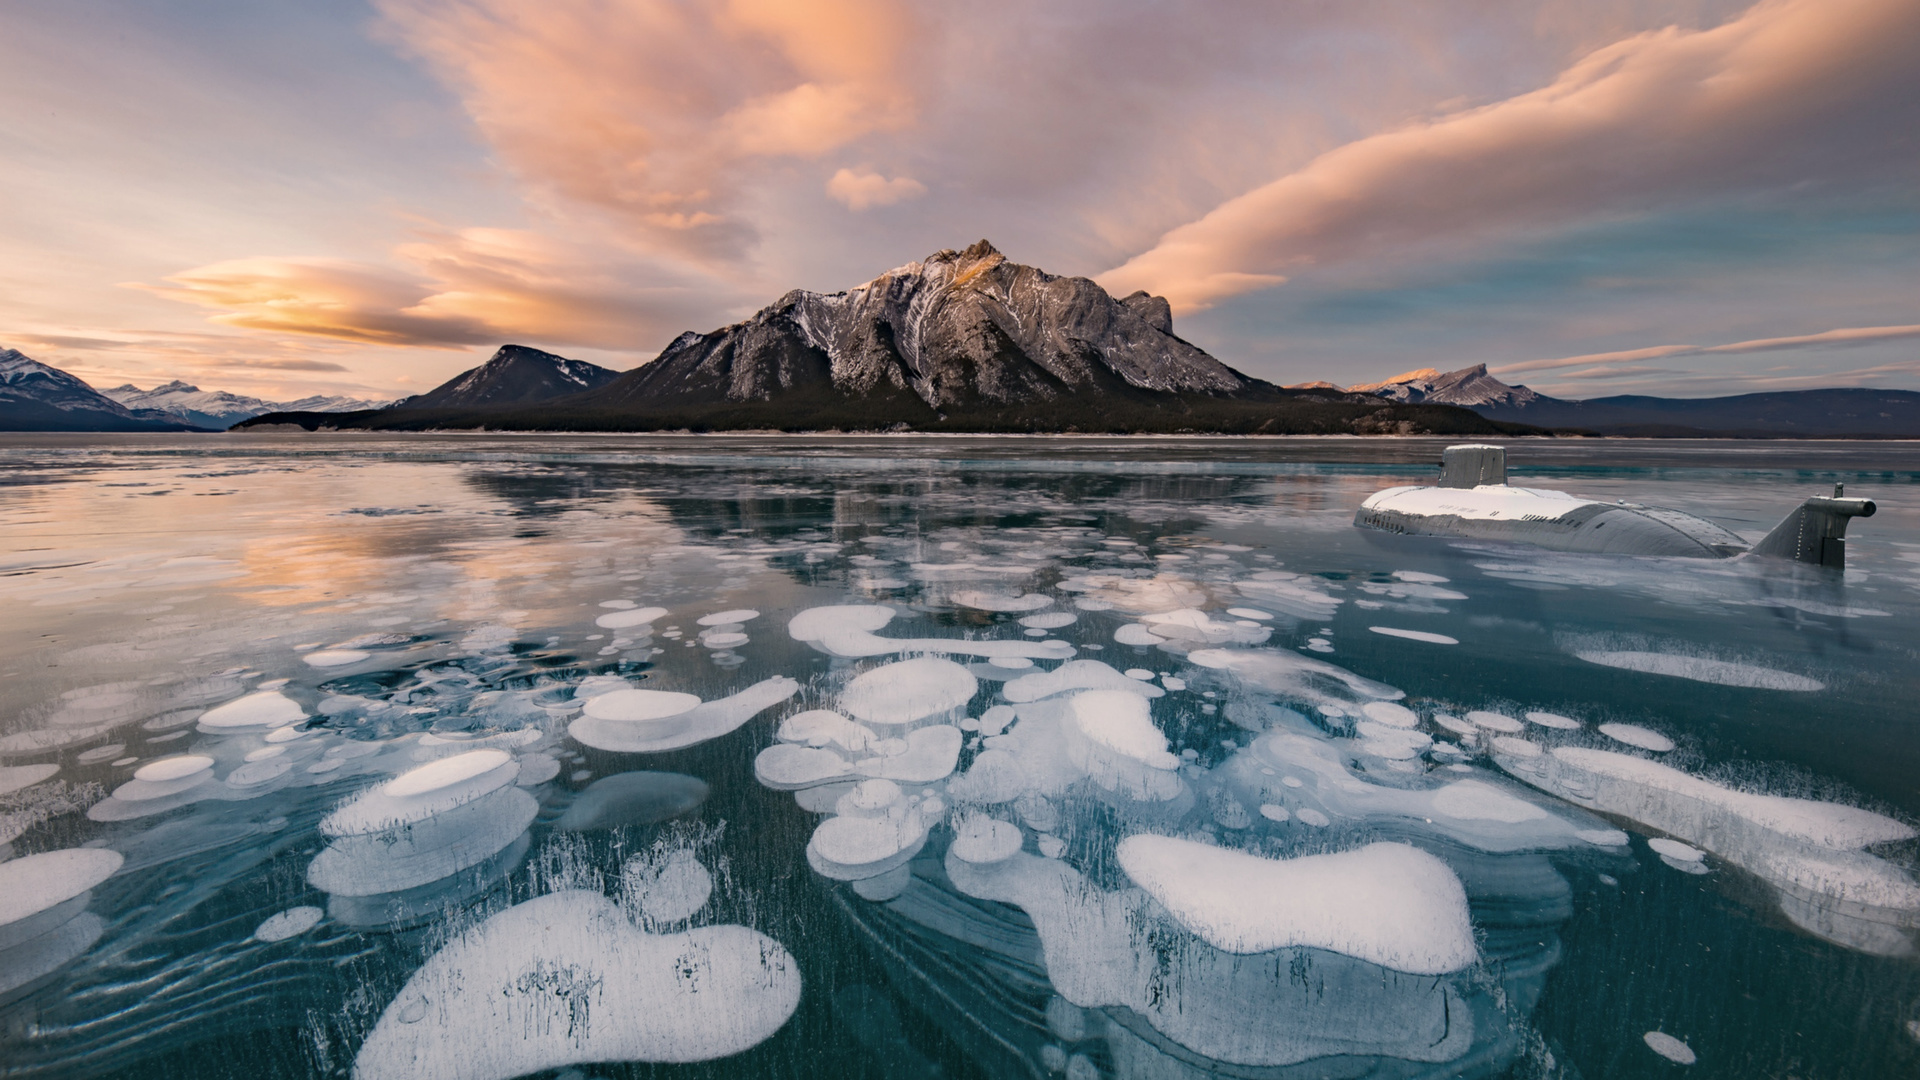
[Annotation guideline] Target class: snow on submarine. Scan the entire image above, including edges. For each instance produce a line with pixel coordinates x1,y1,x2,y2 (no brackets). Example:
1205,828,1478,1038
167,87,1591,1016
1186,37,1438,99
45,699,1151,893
1355,444,1876,569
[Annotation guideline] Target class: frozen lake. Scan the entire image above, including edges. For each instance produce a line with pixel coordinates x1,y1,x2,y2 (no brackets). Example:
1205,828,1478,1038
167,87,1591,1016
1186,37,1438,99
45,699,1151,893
1,433,1917,1079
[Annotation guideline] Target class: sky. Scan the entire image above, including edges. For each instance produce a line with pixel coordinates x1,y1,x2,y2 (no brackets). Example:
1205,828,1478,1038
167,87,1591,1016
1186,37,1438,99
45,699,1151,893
1,0,1915,403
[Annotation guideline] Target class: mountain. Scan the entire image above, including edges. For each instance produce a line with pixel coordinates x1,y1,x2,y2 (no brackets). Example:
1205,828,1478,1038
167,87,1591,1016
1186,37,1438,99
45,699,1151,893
1477,386,1920,437
102,381,390,429
0,349,200,432
1348,364,1542,410
241,242,1525,436
399,345,619,410
1347,363,1920,437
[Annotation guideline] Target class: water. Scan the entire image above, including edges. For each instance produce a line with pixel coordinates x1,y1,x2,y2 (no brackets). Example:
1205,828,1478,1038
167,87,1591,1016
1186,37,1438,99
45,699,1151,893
1,433,1917,1079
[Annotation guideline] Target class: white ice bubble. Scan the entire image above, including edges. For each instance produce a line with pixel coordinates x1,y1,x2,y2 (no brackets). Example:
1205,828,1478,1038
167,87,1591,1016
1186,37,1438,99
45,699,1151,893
808,813,930,881
1648,837,1704,863
0,764,60,796
700,632,749,648
1258,804,1290,822
600,600,637,609
623,849,713,927
1361,702,1419,728
1114,624,1165,646
572,678,799,754
1114,836,1475,974
1019,612,1077,630
1226,608,1272,620
1001,660,1164,703
1466,710,1524,734
353,891,800,1080
790,604,1073,661
254,906,324,942
1643,1031,1696,1065
134,755,214,783
1575,650,1823,691
1525,711,1582,730
1124,669,1154,680
1188,648,1403,707
1599,723,1675,752
303,650,370,669
1296,808,1331,827
0,848,122,951
595,606,670,630
989,656,1034,670
840,657,977,726
1392,571,1449,584
953,590,1053,612
325,750,518,836
950,815,1025,865
1368,627,1459,645
697,609,760,625
583,695,706,729
199,691,306,731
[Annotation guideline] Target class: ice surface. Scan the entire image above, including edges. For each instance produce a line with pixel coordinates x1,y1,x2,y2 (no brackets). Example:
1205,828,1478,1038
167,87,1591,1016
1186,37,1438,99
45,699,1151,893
1114,836,1476,973
1003,660,1164,703
254,906,324,942
1226,607,1272,620
1368,626,1459,645
840,658,977,725
1363,484,1595,520
570,677,798,752
0,911,103,1000
697,609,759,625
1137,609,1270,647
199,691,306,731
353,890,800,1079
1600,723,1675,752
1575,651,1823,691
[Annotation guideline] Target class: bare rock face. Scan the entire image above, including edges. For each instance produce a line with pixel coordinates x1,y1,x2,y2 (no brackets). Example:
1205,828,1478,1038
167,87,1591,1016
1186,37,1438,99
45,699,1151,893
596,241,1252,413
1350,364,1542,410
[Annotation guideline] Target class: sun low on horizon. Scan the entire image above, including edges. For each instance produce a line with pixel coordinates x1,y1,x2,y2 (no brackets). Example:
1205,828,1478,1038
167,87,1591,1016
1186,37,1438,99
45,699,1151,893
3,0,1917,403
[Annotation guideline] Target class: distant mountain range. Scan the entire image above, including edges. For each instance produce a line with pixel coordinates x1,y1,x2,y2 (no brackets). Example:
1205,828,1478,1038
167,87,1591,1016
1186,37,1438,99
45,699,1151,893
10,248,1917,438
1345,364,1920,437
238,242,1516,437
100,379,389,430
0,348,199,431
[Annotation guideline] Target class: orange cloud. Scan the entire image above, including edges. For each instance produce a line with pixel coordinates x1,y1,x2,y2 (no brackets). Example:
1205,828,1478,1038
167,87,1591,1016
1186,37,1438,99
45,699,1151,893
1101,0,1920,311
1495,323,1920,376
138,227,739,351
371,0,918,255
825,167,926,210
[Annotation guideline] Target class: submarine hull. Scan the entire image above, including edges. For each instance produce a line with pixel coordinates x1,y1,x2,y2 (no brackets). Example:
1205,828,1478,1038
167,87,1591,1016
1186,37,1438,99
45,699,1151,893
1355,485,1750,558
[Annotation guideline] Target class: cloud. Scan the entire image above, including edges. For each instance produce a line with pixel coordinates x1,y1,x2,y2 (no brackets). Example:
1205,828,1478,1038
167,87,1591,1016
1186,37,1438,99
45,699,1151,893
826,167,927,210
193,356,350,371
1495,323,1920,376
136,227,741,352
1100,0,1920,311
370,0,917,255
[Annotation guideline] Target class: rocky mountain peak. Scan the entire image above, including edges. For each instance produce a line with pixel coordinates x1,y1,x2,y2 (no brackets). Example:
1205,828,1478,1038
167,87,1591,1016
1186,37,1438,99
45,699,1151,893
599,242,1246,415
1349,363,1540,409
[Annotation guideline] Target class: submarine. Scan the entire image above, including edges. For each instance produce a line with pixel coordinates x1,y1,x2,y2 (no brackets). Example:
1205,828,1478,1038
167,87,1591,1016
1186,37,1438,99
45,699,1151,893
1355,444,1876,568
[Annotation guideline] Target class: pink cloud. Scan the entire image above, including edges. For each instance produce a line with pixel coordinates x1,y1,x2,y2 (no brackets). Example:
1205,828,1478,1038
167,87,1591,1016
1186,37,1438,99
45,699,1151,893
1495,323,1920,376
1100,0,1920,311
371,0,918,256
825,167,927,210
